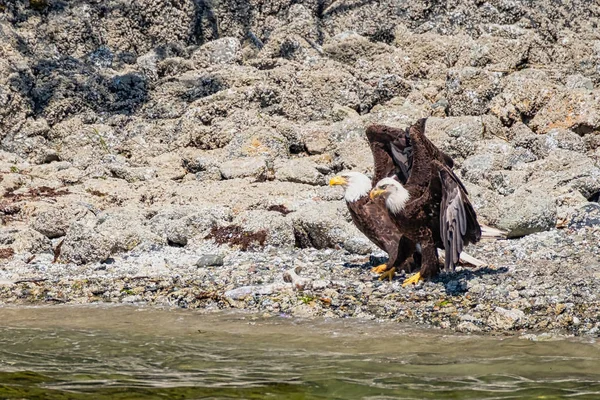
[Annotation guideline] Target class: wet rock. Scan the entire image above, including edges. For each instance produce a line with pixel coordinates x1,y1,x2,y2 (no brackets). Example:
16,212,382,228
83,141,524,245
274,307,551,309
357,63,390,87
496,187,557,237
225,283,290,301
457,321,482,333
196,254,224,267
488,307,526,330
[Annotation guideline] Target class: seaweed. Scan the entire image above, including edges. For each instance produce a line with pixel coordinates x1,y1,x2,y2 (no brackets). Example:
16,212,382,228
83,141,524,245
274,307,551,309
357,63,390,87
4,186,70,201
267,204,292,215
0,248,14,259
205,225,267,251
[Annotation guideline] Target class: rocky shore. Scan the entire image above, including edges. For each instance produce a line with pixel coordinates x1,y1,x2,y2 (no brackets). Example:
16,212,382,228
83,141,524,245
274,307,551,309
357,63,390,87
1,0,599,335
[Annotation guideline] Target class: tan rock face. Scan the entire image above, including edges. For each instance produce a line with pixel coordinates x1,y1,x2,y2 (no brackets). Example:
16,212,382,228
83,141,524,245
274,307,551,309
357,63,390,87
1,0,600,265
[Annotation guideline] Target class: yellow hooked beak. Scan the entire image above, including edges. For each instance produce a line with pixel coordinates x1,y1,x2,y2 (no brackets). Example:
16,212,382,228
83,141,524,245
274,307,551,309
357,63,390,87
329,176,347,186
369,188,385,200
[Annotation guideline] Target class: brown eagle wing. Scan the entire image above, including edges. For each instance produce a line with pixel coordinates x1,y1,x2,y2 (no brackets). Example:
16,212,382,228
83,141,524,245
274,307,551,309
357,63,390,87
405,118,456,187
438,163,482,271
365,124,412,185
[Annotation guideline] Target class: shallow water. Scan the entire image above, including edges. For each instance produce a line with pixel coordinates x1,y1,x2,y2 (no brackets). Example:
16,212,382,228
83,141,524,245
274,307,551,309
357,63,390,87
0,306,599,399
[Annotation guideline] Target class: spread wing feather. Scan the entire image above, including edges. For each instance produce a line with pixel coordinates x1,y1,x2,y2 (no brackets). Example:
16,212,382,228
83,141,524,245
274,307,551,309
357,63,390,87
438,166,482,271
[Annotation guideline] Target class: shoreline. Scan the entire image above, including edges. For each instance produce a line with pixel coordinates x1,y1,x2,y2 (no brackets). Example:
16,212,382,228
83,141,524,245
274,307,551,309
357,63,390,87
2,222,599,337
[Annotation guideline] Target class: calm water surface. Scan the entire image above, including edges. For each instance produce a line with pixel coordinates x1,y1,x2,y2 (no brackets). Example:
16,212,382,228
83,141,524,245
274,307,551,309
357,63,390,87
0,305,599,399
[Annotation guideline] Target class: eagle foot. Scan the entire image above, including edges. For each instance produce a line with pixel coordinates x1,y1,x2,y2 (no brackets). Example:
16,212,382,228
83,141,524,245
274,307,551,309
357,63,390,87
402,272,422,287
378,267,396,282
371,264,388,274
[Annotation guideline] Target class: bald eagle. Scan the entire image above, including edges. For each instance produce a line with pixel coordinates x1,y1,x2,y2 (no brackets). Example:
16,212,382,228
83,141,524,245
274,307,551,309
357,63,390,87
370,118,482,286
329,122,459,280
329,171,420,279
328,123,423,278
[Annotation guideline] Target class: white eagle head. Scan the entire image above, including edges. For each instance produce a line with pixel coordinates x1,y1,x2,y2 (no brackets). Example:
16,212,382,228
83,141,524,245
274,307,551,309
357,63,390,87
329,171,372,202
370,177,410,214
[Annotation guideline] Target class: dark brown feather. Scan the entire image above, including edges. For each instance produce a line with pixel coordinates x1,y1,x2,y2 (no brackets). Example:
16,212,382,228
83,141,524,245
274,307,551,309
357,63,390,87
346,195,417,272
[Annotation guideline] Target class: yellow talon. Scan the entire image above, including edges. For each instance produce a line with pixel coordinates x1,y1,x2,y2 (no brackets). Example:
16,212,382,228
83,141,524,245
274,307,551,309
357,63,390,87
379,267,396,282
371,263,388,274
402,272,422,287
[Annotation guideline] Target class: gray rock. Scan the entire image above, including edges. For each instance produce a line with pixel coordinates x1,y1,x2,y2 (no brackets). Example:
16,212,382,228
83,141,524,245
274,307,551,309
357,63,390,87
224,283,289,301
527,150,600,200
461,153,503,184
32,204,94,239
446,67,503,116
489,70,558,126
233,210,295,249
192,37,242,68
219,157,267,180
150,206,232,245
60,221,116,264
424,117,486,159
569,203,600,229
274,158,326,186
225,126,289,159
565,74,594,90
544,129,586,153
302,128,331,155
496,187,557,238
197,254,224,267
457,321,482,333
108,165,158,183
12,228,53,255
291,202,375,254
503,147,537,170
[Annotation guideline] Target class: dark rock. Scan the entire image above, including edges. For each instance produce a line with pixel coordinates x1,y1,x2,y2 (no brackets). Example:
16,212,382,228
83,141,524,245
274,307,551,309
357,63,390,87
569,203,600,229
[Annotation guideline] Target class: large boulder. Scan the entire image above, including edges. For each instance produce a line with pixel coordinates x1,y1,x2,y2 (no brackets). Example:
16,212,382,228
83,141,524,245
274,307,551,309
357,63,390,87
495,187,557,238
290,202,376,254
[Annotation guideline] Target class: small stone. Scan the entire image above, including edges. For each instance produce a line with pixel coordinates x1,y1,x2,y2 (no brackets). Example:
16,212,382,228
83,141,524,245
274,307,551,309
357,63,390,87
197,254,224,267
488,307,526,330
457,321,482,333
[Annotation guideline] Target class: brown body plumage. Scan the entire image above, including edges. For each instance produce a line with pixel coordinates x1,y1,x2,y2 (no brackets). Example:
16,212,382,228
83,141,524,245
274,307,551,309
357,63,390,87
345,193,418,273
